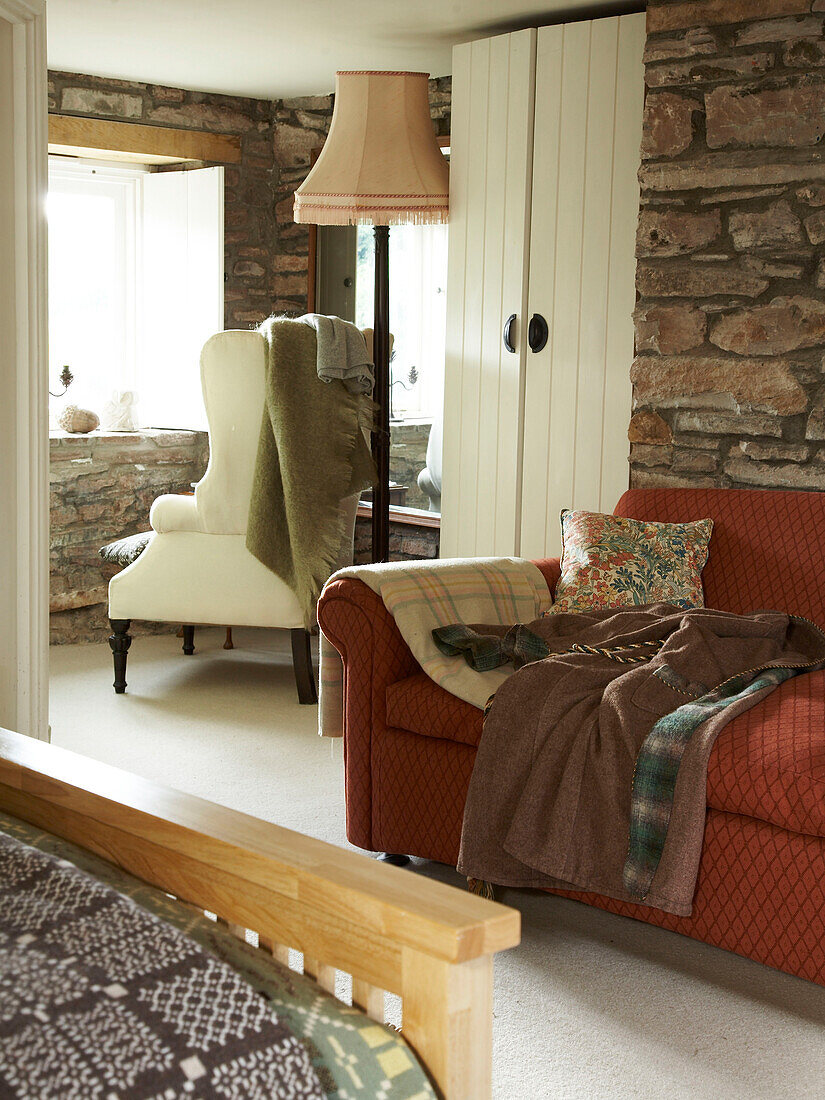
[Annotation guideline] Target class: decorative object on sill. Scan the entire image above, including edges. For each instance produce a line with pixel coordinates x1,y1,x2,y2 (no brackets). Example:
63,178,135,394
49,364,74,398
361,482,409,508
102,389,139,432
418,414,442,512
57,404,99,434
294,70,449,563
390,363,418,422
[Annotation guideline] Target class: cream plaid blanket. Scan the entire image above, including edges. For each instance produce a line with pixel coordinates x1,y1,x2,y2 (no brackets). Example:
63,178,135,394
318,557,552,737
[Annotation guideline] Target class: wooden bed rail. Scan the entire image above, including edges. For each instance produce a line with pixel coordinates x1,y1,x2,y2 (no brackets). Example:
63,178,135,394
0,729,520,1098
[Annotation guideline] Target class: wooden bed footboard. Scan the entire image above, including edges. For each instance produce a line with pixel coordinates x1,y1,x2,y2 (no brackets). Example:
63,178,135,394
0,729,520,1099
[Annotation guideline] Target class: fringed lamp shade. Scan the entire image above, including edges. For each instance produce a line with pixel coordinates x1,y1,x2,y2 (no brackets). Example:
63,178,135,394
293,71,449,226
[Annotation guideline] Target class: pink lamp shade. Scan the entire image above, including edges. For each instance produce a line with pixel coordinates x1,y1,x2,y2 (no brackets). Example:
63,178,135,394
293,71,449,227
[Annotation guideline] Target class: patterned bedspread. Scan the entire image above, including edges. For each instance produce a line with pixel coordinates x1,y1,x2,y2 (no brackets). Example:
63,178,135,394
0,827,324,1099
0,812,435,1100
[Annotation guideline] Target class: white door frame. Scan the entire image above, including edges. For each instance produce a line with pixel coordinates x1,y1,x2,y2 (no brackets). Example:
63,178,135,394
0,0,49,739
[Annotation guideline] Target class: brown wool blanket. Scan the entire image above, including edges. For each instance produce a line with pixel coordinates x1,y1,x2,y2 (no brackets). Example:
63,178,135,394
444,604,825,916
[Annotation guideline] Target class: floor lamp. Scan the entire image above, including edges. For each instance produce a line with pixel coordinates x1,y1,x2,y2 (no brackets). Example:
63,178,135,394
294,71,449,562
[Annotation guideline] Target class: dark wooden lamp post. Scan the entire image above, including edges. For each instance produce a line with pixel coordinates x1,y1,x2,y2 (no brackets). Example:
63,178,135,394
293,71,449,562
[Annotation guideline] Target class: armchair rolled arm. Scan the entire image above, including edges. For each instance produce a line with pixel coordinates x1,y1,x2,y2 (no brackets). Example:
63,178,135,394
149,494,204,534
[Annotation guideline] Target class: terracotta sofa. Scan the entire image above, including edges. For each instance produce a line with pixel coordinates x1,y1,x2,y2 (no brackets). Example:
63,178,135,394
318,488,825,986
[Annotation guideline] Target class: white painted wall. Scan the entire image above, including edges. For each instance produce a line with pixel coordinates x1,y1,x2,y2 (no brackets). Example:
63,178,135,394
442,13,644,560
0,1,49,738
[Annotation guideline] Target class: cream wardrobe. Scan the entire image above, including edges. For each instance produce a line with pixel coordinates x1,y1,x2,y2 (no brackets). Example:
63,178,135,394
441,13,645,559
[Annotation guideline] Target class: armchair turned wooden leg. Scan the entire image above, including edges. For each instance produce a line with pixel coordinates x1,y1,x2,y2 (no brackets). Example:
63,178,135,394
182,625,195,655
108,619,132,695
290,629,317,705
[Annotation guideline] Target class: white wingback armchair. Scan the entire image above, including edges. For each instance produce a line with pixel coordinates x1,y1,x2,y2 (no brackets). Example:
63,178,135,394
107,329,360,704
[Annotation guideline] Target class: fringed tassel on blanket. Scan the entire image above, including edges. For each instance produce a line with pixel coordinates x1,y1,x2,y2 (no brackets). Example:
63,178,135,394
467,877,496,901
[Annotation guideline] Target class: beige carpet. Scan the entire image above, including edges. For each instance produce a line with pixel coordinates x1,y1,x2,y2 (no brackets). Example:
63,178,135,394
50,628,825,1100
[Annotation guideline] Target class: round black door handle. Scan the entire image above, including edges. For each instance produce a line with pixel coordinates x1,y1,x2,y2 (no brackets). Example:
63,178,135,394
528,313,549,353
503,314,517,354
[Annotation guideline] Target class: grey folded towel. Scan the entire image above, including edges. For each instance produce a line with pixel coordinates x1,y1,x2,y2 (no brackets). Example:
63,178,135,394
300,314,374,395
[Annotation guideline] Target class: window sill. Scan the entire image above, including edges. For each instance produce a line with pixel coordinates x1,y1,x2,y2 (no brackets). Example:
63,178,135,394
357,500,440,529
50,427,206,443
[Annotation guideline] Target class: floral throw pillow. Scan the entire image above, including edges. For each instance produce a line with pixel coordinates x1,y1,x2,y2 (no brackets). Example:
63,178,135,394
546,510,713,615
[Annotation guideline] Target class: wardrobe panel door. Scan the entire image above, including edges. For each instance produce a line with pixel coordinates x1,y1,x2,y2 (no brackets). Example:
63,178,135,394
520,13,645,559
441,29,536,559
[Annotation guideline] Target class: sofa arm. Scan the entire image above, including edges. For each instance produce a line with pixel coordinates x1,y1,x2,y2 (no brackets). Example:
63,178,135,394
317,562,556,851
318,577,420,851
149,494,204,534
534,557,561,599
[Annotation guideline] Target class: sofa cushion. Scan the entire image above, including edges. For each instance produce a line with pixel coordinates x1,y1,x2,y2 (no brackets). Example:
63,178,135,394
386,674,483,747
389,668,825,839
548,509,713,615
707,670,825,839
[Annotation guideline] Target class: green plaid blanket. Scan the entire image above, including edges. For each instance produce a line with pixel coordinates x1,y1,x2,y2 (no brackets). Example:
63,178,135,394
623,665,798,900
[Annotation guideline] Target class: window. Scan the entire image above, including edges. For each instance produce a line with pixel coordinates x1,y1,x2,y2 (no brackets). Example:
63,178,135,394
48,160,143,418
354,223,448,422
48,157,224,432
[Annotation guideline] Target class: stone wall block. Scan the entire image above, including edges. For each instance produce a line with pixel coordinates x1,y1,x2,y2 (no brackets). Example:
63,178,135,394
641,92,699,158
273,122,324,168
672,409,784,438
636,263,769,299
643,27,719,64
710,296,825,355
805,210,825,244
741,255,807,278
783,39,825,67
647,1,812,35
637,208,721,256
728,199,805,252
733,15,825,46
628,409,674,444
797,183,825,206
631,467,717,489
634,304,707,353
149,85,186,103
631,355,809,414
61,88,143,118
724,456,825,489
646,53,775,88
739,440,810,461
806,393,825,438
641,154,825,193
706,82,825,150
148,102,256,132
630,443,674,467
672,449,718,473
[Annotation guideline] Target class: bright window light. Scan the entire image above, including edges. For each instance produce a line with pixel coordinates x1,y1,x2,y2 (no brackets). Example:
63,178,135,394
47,157,223,433
355,222,448,421
47,159,142,422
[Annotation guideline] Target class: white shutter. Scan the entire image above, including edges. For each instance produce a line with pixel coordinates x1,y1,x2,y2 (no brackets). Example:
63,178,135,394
440,30,537,559
139,166,224,430
519,14,645,558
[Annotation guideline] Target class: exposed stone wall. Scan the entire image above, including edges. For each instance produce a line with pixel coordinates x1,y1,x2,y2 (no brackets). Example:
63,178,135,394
354,515,439,565
271,78,452,315
48,71,276,329
632,2,825,491
390,421,432,509
50,430,208,645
